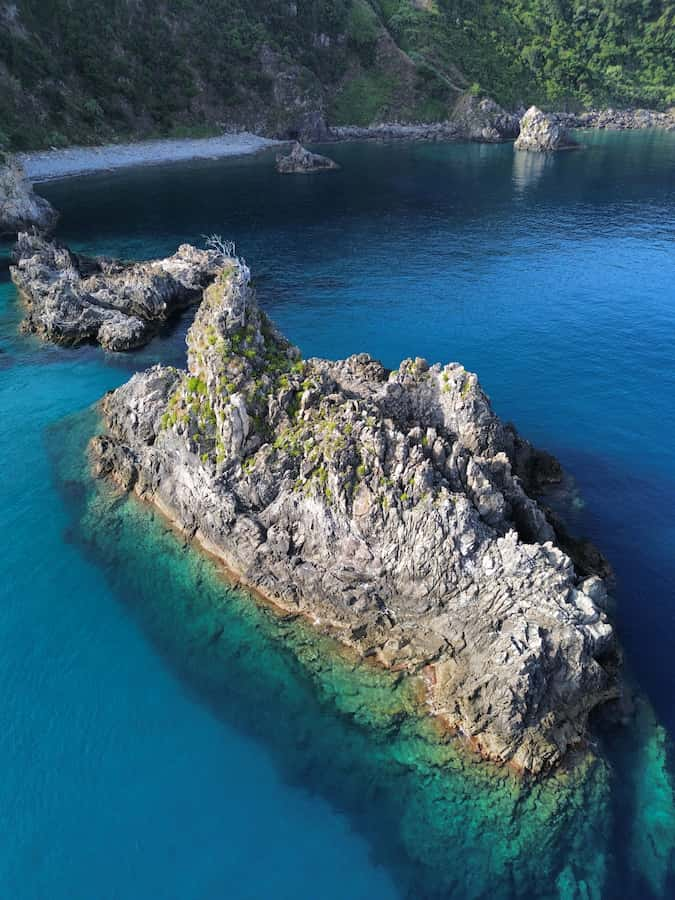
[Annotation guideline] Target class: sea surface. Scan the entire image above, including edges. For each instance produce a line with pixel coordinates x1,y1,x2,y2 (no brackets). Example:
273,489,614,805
1,131,674,899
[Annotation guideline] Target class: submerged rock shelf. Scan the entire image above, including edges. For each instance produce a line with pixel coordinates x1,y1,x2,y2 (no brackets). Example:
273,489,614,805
91,247,621,775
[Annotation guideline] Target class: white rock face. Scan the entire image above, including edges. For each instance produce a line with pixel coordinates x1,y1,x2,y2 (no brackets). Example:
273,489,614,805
515,106,576,152
0,155,58,237
91,251,621,774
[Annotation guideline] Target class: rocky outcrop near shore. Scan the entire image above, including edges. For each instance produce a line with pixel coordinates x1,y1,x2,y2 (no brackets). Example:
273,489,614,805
331,122,461,142
276,142,339,174
10,234,221,350
90,248,621,775
557,107,675,131
0,154,58,238
332,95,519,145
452,95,520,142
515,106,577,152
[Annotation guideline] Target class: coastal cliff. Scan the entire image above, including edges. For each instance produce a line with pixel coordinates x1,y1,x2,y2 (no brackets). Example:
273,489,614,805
90,248,621,775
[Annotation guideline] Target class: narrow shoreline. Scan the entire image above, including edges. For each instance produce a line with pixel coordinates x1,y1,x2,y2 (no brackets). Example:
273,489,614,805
18,108,675,184
19,132,283,183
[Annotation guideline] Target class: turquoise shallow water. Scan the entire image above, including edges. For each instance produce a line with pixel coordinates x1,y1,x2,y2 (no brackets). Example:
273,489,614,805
1,130,675,898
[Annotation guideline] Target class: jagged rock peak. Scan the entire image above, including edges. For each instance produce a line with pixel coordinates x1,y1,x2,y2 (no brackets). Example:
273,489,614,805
91,247,620,775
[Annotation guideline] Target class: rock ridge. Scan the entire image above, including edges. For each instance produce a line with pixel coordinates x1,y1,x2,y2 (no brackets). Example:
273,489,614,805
90,248,621,774
10,234,222,350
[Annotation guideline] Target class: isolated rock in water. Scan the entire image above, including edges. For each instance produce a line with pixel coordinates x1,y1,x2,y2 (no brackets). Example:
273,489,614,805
453,94,520,142
515,106,576,151
10,233,222,350
0,154,59,237
91,247,621,775
276,142,339,174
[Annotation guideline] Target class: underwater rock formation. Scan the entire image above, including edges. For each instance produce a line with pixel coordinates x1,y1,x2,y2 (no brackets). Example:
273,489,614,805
91,249,621,774
0,154,58,237
10,234,222,350
276,142,339,174
515,106,577,152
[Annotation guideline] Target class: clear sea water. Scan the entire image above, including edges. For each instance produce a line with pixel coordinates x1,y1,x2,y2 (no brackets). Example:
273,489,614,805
1,131,674,899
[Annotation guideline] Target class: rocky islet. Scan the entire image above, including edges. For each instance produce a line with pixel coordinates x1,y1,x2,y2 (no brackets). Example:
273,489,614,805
89,247,621,775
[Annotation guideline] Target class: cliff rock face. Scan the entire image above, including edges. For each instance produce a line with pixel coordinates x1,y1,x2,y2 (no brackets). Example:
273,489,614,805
91,251,620,774
10,234,221,350
452,95,520,142
515,106,576,151
258,46,333,141
0,155,58,237
276,142,339,174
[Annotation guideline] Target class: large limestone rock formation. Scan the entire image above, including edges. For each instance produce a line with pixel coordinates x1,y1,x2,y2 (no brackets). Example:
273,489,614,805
10,234,222,350
91,249,620,774
0,154,58,237
515,106,577,151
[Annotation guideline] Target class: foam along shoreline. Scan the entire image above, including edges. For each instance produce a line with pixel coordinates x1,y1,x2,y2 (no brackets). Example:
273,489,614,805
18,132,282,183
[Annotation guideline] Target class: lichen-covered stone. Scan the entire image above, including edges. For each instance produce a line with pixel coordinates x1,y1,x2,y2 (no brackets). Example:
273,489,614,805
91,249,621,774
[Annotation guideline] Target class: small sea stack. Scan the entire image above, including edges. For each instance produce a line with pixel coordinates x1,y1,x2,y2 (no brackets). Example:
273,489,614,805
276,142,339,174
515,106,578,151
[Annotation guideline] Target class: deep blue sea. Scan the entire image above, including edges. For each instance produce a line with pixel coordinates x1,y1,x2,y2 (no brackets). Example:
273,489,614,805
1,131,674,899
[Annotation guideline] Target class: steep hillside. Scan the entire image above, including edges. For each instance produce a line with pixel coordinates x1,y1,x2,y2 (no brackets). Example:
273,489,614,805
0,0,673,151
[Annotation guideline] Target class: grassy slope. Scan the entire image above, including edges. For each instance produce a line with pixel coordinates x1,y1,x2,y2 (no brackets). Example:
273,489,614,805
0,0,673,151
